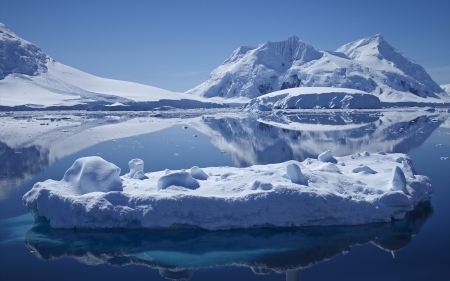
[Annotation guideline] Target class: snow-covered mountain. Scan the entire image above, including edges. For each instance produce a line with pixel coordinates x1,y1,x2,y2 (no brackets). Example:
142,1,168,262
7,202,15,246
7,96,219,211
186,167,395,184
186,35,447,103
0,23,223,109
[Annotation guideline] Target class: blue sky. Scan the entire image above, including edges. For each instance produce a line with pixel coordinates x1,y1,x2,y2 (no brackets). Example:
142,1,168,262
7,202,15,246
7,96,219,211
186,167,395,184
1,0,449,92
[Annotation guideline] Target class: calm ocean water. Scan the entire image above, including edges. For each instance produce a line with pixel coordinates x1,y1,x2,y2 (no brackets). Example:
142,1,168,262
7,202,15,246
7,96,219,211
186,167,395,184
1,110,449,281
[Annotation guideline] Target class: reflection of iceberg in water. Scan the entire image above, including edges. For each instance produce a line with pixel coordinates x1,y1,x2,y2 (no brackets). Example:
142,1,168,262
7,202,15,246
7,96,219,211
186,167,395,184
193,111,449,167
24,201,433,280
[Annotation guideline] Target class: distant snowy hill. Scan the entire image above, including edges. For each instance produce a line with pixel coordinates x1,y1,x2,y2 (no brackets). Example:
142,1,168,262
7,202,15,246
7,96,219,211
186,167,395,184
0,23,223,109
186,35,447,103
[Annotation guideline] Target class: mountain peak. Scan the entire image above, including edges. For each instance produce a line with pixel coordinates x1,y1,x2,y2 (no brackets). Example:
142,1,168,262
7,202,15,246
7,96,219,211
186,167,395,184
265,35,300,45
286,35,300,41
264,35,322,65
335,34,391,60
370,33,384,40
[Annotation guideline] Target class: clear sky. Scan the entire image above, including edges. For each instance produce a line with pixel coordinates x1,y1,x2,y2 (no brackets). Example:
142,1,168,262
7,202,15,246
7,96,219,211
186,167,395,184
1,0,449,92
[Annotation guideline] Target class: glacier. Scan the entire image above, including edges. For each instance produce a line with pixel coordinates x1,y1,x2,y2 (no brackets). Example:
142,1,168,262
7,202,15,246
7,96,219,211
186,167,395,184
23,151,433,230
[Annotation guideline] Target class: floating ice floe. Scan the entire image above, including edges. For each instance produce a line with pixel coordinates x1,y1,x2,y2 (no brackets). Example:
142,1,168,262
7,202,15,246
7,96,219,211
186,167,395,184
22,151,433,230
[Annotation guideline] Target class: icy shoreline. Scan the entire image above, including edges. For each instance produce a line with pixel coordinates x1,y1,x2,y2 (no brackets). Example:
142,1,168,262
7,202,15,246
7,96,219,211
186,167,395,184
23,151,433,230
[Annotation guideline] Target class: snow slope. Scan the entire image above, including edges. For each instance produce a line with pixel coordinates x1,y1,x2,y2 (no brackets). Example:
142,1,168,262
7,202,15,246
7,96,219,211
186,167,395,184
23,152,433,230
0,23,223,109
186,35,447,103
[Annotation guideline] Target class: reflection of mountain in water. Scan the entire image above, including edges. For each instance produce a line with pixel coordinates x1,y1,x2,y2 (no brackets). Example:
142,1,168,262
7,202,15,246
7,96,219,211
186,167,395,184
0,112,156,197
25,201,432,280
0,142,49,200
194,111,448,167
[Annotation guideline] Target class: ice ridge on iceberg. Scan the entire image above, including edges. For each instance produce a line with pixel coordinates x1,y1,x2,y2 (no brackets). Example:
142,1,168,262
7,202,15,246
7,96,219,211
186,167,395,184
22,151,433,230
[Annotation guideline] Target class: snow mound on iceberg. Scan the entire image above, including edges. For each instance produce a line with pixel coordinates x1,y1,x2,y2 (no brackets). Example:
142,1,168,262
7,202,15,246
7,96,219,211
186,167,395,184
22,152,433,230
245,87,381,110
318,150,338,163
62,156,123,194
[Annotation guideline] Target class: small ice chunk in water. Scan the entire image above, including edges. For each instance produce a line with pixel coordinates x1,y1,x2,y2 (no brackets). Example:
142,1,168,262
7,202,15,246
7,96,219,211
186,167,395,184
318,150,337,163
157,171,200,190
286,163,308,185
249,180,273,190
190,166,208,180
390,166,409,195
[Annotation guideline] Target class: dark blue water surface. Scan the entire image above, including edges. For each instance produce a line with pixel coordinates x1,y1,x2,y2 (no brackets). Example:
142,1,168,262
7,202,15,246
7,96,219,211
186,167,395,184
1,110,449,281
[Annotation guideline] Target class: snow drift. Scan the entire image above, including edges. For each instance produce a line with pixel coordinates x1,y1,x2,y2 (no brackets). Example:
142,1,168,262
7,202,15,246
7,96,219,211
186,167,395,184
23,151,433,230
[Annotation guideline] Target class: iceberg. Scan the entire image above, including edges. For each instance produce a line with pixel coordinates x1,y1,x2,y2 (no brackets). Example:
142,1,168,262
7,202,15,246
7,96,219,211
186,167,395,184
22,150,433,230
245,87,382,110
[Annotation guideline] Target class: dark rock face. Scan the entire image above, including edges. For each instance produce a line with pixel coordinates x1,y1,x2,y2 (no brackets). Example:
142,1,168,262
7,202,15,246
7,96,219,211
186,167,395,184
280,74,302,90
